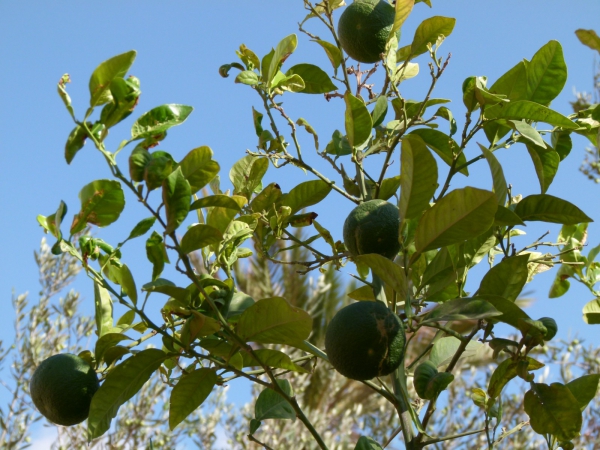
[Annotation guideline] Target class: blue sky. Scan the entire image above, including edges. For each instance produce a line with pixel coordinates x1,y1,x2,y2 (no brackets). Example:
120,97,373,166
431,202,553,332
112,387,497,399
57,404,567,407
2,0,600,446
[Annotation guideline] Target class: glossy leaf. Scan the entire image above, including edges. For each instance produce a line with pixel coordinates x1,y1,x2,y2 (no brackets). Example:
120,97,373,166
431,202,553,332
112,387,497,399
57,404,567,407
109,263,138,305
514,194,593,224
125,217,156,242
488,357,544,400
94,283,113,337
89,50,136,108
312,39,342,71
510,120,547,148
576,29,600,53
355,254,407,299
206,196,246,235
527,41,567,106
477,254,530,302
146,231,168,281
494,205,525,226
237,297,312,345
180,224,223,254
485,101,577,129
552,130,573,161
71,180,125,234
229,155,269,199
354,436,384,450
372,96,388,128
281,179,332,214
190,194,243,212
377,175,402,201
88,349,167,439
390,0,414,39
65,123,89,164
242,348,309,373
129,146,151,182
399,135,438,220
131,104,193,140
285,63,337,94
414,187,498,254
410,16,456,57
414,360,454,400
251,183,282,214
344,92,372,148
480,294,531,329
267,34,297,86
478,144,507,204
169,368,217,430
255,379,295,421
163,167,191,234
567,374,600,412
235,70,259,86
435,106,458,136
526,144,560,194
144,151,176,191
409,128,468,176
422,297,501,324
582,298,600,324
180,146,220,193
524,382,582,441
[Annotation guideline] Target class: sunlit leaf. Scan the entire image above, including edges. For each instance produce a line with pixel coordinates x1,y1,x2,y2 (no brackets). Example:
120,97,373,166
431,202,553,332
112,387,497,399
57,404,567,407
71,180,125,234
131,104,193,140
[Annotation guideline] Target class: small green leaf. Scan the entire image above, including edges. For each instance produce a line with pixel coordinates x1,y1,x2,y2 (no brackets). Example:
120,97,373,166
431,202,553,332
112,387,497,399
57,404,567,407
71,180,125,234
488,357,544,399
94,283,113,337
285,63,337,94
344,91,373,148
429,336,483,368
281,179,332,214
409,129,468,176
169,368,217,430
144,151,176,191
89,51,136,108
485,101,577,129
180,224,223,254
527,41,567,106
494,205,525,226
163,167,191,234
414,187,498,254
355,254,407,299
65,123,89,164
422,297,501,324
297,118,319,150
129,146,151,182
94,333,132,365
410,16,456,57
478,144,507,205
109,263,138,305
235,70,260,85
552,130,573,161
371,96,389,128
477,254,530,302
414,360,454,400
566,374,600,412
435,106,457,136
377,175,402,201
179,146,220,193
255,379,295,421
390,0,414,40
125,217,156,242
576,29,600,54
514,194,593,224
229,155,269,199
267,34,298,86
399,134,438,220
190,194,243,212
582,298,600,324
251,183,282,214
131,104,193,140
242,348,309,373
236,297,312,345
312,39,343,71
480,294,531,329
88,349,167,439
354,436,385,450
524,382,583,442
526,144,560,194
347,285,376,301
146,231,168,281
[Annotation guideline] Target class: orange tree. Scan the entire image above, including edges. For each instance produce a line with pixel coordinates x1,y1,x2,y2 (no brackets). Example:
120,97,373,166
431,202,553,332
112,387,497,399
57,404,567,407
36,1,600,448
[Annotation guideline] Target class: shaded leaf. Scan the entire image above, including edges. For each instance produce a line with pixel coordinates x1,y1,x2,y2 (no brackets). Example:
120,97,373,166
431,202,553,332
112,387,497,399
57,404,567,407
485,101,577,129
180,146,220,193
527,41,567,106
414,360,454,400
422,297,501,324
429,336,483,368
488,357,544,400
180,224,224,254
285,63,337,94
514,194,593,224
94,283,113,337
169,368,217,430
526,144,560,194
94,333,131,365
355,436,384,450
409,128,468,175
312,39,342,71
281,179,332,214
480,294,531,329
477,255,530,302
163,167,191,234
566,374,600,411
125,217,156,242
355,254,407,299
582,298,600,324
478,144,507,204
190,194,243,212
255,379,295,421
242,348,309,373
345,91,372,148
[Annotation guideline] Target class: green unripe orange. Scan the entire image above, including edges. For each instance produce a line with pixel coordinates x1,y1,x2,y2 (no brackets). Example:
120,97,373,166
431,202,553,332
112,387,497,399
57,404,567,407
30,353,99,426
325,301,405,380
343,199,401,259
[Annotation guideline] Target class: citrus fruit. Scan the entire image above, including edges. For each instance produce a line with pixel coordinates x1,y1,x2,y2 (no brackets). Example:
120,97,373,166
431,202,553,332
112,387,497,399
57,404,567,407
325,301,405,380
30,353,99,426
338,0,398,64
343,199,400,259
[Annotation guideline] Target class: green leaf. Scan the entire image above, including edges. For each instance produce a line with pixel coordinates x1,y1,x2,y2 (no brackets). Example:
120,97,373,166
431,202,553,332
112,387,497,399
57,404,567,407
169,368,217,430
65,123,89,164
163,167,191,234
285,63,337,94
179,146,220,193
255,379,295,421
429,336,483,368
477,144,507,205
236,297,312,345
510,120,547,148
490,60,529,102
355,254,407,299
422,297,501,324
312,40,342,71
206,196,246,234
435,106,457,136
494,205,525,226
480,294,531,329
582,298,600,324
514,194,593,224
409,129,468,176
251,183,282,214
576,29,600,54
371,96,389,128
410,16,456,57
124,217,156,242
347,285,376,301
180,224,224,254
71,180,125,234
146,231,168,281
281,179,332,214
131,104,193,140
235,70,260,86
524,382,583,442
94,283,113,337
297,118,319,150
325,129,353,156
526,144,560,194
144,151,176,191
488,357,544,399
142,279,190,302
390,0,414,39
190,194,243,212
88,349,167,439
566,374,600,411
414,360,454,400
242,348,309,373
229,155,269,199
477,254,530,302
129,146,151,182
552,130,573,161
89,51,136,108
94,333,132,365
399,134,438,220
355,436,384,450
267,34,298,86
414,187,498,254
377,175,401,201
38,200,68,239
527,41,567,106
344,91,373,148
109,263,138,305
484,101,577,129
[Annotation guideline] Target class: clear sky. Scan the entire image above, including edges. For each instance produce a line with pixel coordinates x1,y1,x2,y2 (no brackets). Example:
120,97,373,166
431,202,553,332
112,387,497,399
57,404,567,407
2,1,600,447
